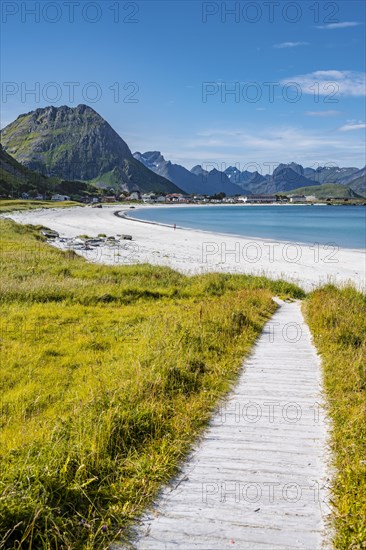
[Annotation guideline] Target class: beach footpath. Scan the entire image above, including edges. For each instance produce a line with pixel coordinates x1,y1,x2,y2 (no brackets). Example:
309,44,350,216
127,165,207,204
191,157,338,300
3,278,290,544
124,299,330,549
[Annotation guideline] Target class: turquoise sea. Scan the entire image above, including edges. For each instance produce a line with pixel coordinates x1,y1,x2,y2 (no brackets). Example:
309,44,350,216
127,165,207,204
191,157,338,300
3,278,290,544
128,205,366,250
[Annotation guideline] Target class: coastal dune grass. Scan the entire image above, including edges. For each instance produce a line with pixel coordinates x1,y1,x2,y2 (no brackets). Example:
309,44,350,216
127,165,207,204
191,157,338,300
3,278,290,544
305,286,366,548
0,200,80,214
1,209,364,549
0,218,302,549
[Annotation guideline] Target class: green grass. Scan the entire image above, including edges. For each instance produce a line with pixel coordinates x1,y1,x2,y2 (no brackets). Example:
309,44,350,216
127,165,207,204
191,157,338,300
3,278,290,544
0,146,100,199
0,200,81,214
1,216,364,548
0,218,303,549
89,170,121,188
290,183,361,199
305,286,366,548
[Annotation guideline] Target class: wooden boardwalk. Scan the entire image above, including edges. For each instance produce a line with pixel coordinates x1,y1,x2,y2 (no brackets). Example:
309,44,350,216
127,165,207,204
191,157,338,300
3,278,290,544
128,299,331,550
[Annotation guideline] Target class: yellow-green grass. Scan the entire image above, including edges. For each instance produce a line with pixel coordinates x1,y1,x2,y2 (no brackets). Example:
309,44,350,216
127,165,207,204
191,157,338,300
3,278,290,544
0,200,81,214
305,286,366,548
0,219,303,549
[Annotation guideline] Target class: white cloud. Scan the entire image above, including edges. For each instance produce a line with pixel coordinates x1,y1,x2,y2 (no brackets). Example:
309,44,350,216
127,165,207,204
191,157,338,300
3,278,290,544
280,70,366,97
316,21,360,29
274,41,309,48
305,110,341,117
338,121,366,132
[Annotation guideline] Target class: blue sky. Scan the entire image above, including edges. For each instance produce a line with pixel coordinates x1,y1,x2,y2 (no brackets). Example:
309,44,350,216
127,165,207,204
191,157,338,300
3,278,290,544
1,0,365,171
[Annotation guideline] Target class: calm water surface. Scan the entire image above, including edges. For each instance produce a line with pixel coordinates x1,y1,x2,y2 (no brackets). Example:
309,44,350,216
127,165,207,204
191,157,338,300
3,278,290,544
127,205,366,249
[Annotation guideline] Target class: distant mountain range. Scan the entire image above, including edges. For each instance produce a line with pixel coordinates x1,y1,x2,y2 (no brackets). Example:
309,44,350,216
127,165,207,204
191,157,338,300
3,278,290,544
133,151,248,196
134,153,366,197
0,104,365,198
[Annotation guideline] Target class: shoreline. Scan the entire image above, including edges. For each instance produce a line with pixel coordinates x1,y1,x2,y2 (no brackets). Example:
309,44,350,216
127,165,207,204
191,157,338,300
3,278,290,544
120,206,365,253
3,205,365,292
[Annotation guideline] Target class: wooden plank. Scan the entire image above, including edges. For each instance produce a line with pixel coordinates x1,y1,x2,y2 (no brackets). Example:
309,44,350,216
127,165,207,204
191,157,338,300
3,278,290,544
125,299,331,549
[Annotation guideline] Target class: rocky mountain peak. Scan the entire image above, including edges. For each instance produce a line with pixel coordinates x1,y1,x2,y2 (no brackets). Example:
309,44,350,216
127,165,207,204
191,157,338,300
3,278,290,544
1,105,181,194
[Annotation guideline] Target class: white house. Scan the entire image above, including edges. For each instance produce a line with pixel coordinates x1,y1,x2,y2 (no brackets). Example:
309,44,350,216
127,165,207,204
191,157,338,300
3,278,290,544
141,193,156,203
165,193,187,203
288,195,305,203
238,194,276,204
51,194,70,201
128,191,141,201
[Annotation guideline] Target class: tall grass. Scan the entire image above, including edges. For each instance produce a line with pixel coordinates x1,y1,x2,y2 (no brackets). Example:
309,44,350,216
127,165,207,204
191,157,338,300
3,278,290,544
0,200,80,214
305,286,366,548
0,219,303,548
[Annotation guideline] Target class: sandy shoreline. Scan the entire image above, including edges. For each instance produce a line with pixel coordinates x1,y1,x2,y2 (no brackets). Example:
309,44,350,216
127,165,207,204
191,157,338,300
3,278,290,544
122,207,365,251
3,205,365,292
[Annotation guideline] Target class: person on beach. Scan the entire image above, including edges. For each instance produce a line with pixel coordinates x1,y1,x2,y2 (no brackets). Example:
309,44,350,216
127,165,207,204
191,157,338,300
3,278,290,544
173,224,176,230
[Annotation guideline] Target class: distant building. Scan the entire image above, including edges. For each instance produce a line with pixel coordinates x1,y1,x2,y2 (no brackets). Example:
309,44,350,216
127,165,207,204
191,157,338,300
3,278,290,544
165,193,187,203
288,195,305,203
51,194,70,201
238,194,277,204
141,193,156,203
305,195,317,202
128,191,141,201
101,196,117,203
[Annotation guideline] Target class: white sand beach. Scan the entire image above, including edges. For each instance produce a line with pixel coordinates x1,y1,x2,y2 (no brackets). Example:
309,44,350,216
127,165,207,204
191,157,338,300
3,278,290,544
4,205,365,292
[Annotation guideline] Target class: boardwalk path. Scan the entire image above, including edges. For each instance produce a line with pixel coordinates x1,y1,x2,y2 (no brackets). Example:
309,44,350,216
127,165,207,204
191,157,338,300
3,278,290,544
129,299,331,550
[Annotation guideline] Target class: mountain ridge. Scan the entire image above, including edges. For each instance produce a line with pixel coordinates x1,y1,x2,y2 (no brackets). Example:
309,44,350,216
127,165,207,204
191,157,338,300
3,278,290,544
1,105,182,194
0,144,97,198
1,105,365,197
134,151,365,196
133,151,248,195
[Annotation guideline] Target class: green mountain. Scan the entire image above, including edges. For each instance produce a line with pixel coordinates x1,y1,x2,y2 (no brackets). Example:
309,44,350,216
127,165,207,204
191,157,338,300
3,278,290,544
0,144,47,195
289,183,361,199
0,108,101,199
1,105,182,194
346,173,366,197
0,145,98,198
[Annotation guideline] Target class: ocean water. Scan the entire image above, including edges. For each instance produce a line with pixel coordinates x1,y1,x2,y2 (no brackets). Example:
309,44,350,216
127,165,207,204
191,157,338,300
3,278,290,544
128,205,366,250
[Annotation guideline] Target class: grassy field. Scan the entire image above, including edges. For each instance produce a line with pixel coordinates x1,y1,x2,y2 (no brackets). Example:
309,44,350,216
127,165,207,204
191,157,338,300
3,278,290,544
0,218,304,549
0,200,81,214
1,204,365,549
289,183,362,199
305,287,366,548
